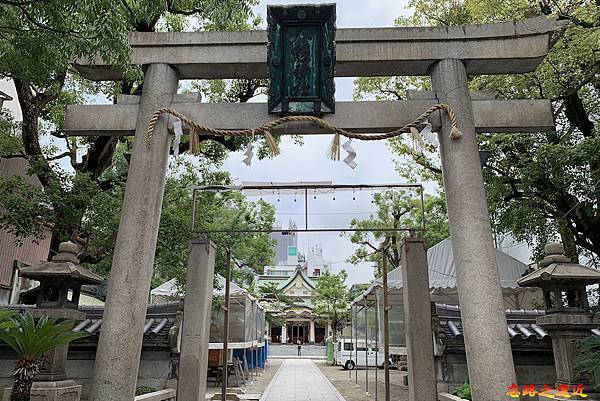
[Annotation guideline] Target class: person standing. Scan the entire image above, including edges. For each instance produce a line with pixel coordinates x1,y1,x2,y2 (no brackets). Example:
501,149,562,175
297,340,302,356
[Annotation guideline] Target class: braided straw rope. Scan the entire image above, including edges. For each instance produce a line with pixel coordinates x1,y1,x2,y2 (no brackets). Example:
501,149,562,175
146,103,462,158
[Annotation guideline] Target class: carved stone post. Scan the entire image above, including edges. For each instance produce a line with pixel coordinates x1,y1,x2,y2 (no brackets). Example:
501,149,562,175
177,238,216,401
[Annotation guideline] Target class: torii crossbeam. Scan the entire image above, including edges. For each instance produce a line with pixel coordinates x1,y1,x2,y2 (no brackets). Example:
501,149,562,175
64,16,565,401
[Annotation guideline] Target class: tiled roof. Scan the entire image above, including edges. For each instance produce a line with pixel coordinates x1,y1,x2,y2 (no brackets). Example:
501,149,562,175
435,304,599,343
280,269,316,290
8,302,178,347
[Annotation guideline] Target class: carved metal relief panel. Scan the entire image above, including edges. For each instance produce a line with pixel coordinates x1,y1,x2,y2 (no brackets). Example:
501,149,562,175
267,4,336,115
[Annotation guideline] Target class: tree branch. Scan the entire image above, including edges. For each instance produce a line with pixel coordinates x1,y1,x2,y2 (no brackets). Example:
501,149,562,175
46,151,72,161
558,12,599,28
167,6,204,16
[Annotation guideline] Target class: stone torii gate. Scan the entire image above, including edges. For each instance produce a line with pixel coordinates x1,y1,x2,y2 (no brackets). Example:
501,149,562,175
64,16,562,401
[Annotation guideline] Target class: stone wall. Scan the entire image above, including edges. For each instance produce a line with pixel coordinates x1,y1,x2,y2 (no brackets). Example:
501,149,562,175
0,346,173,400
439,348,556,392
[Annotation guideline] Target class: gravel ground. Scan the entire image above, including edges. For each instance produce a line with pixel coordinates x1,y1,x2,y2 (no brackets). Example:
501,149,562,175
317,362,409,401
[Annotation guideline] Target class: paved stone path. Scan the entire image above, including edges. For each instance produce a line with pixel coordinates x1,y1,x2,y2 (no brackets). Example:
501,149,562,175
259,359,347,401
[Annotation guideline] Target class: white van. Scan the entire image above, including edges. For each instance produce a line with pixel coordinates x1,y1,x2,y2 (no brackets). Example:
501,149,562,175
335,338,391,370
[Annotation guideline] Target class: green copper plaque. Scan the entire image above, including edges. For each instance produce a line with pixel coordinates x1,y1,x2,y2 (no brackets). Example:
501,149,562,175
267,4,336,115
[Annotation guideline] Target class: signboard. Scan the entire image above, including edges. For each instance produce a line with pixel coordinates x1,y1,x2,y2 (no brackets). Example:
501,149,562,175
288,246,298,257
267,4,336,115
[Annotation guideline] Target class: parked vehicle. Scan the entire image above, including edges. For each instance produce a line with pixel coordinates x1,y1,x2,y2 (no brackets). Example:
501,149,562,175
334,338,392,370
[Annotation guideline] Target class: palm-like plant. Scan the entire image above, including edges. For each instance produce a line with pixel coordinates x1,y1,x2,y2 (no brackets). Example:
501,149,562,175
0,310,88,401
575,336,600,390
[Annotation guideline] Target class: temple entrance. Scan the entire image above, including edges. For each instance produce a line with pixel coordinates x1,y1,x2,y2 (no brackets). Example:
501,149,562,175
288,321,309,344
270,325,282,344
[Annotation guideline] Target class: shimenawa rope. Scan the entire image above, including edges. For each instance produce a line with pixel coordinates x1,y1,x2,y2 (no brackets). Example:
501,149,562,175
146,104,462,158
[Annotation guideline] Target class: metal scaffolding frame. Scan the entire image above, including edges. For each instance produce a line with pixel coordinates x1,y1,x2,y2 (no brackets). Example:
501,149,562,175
190,182,425,234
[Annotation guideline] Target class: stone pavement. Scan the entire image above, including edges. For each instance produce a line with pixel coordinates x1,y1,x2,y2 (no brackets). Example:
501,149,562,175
259,359,346,401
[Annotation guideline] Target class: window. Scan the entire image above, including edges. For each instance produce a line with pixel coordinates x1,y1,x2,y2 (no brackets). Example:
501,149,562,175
344,343,354,351
356,347,367,351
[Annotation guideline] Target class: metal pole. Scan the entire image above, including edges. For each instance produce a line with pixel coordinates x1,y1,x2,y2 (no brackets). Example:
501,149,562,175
375,301,379,401
419,186,426,233
382,251,391,401
349,304,353,380
191,189,197,230
354,305,358,385
365,302,369,395
221,250,232,401
304,189,308,230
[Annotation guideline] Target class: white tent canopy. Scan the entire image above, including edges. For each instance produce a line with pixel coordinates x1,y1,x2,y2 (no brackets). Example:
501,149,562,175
150,275,247,301
375,237,530,290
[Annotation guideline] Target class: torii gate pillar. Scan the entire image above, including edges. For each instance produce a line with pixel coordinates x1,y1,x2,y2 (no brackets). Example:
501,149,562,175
89,63,179,401
431,58,516,401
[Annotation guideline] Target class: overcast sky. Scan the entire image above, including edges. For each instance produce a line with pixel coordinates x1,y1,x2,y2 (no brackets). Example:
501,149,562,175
0,0,421,286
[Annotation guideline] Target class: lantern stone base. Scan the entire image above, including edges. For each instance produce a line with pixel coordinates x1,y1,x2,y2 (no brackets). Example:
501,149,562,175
2,380,82,401
536,313,596,390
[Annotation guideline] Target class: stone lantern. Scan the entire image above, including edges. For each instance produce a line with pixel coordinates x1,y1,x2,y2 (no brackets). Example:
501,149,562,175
517,242,600,389
19,241,103,319
6,241,103,401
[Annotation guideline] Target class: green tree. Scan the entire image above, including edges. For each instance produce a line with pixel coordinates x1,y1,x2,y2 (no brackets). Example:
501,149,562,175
0,311,87,401
343,190,449,273
575,336,600,390
0,0,282,291
79,158,276,289
0,0,259,258
312,271,350,341
354,0,600,265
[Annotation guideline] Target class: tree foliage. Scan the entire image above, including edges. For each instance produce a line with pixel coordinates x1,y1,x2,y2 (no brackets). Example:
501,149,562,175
312,271,350,341
0,0,272,284
354,0,600,265
80,158,275,289
343,190,449,273
575,336,600,390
